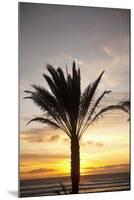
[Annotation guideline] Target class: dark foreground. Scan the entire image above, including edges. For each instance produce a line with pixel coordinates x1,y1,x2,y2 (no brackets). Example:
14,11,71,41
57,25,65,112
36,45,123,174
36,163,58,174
19,172,130,197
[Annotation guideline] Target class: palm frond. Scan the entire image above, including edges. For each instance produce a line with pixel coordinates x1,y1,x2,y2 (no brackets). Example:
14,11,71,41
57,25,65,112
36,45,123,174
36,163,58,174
119,100,130,113
43,62,81,134
78,90,111,137
43,71,72,133
89,90,111,118
26,117,59,129
88,105,124,126
24,86,71,137
77,71,104,135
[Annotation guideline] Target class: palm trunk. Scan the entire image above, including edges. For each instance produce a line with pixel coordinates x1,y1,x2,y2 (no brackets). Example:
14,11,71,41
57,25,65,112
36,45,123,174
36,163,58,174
70,135,80,194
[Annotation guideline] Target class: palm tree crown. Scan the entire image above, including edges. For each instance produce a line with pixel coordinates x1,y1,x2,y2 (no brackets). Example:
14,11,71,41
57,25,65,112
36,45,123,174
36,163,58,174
25,62,113,140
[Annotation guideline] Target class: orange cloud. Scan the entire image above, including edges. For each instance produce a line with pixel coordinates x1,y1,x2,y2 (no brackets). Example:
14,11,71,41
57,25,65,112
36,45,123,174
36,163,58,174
20,153,69,161
81,140,104,148
83,163,130,175
47,135,60,142
20,128,60,143
21,168,55,174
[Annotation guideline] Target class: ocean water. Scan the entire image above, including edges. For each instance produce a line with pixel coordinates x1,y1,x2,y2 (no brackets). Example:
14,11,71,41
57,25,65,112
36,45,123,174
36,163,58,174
19,172,130,197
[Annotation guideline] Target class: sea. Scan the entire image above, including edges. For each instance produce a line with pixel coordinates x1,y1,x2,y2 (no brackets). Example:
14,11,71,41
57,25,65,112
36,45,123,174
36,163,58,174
19,172,130,197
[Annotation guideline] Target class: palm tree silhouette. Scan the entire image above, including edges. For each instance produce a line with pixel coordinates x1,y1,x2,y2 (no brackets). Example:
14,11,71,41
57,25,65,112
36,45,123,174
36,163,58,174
24,62,123,194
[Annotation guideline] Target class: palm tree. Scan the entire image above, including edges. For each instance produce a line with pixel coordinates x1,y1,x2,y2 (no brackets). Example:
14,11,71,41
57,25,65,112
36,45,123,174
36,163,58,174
24,62,122,194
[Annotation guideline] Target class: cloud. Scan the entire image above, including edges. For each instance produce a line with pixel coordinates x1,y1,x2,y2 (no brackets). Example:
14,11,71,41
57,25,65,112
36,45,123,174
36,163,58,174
84,163,130,174
20,128,46,135
101,37,129,69
102,45,113,57
63,137,103,148
20,128,60,143
85,163,130,171
96,142,104,148
20,153,69,161
21,128,45,134
45,51,84,74
47,135,60,142
22,136,44,143
21,168,55,174
81,140,104,148
103,74,118,88
60,51,84,66
86,141,94,145
100,38,129,92
63,138,69,143
20,128,46,143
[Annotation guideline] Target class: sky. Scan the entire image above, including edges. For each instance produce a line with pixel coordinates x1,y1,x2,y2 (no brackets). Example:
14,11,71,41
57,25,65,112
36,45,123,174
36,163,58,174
19,3,130,180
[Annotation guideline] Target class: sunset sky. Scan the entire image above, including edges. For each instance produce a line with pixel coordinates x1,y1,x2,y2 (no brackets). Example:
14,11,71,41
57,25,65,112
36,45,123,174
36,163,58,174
19,3,130,180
